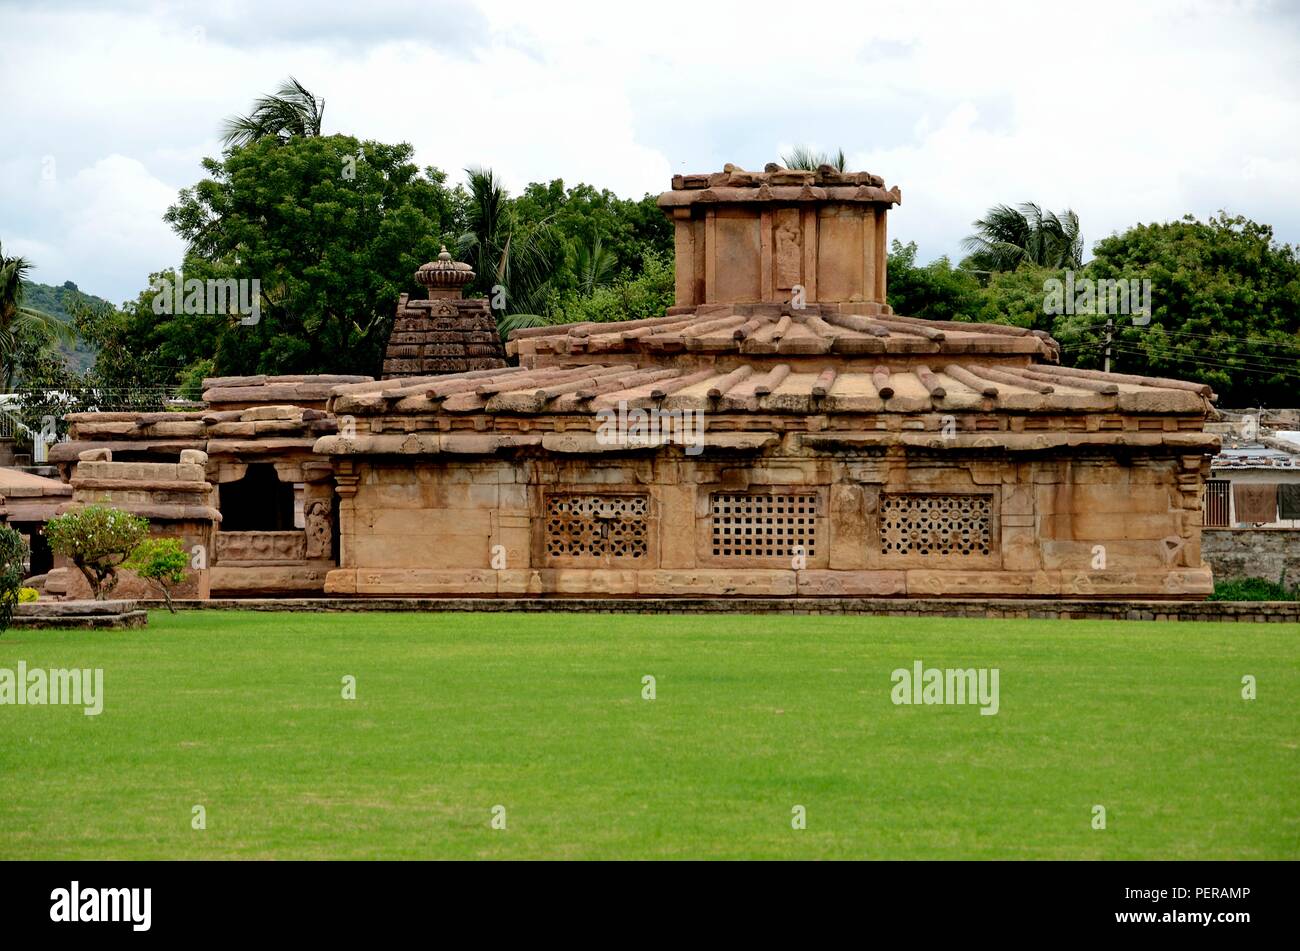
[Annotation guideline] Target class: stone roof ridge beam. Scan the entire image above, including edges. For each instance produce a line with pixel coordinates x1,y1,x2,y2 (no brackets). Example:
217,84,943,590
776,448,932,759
964,364,1054,394
476,365,603,396
572,368,682,402
422,367,529,399
707,365,754,400
870,317,945,342
752,364,792,397
872,365,894,399
569,314,688,338
823,312,890,338
943,363,999,398
506,321,593,341
649,369,717,400
1036,363,1215,399
622,317,696,341
915,365,947,399
811,367,838,399
733,315,771,341
535,366,639,401
882,313,1035,338
1018,366,1118,395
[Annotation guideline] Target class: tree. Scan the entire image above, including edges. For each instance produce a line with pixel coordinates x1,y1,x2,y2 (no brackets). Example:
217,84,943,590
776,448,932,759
43,506,150,600
1072,213,1300,406
781,146,847,171
162,134,453,376
571,236,617,297
221,77,325,148
0,525,28,635
0,242,77,389
456,167,564,336
511,180,672,287
961,202,1083,272
886,240,985,321
555,250,675,325
10,291,179,442
126,538,189,613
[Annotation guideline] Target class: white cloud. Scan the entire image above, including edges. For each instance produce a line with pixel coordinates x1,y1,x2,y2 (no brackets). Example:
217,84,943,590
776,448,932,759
1,0,1298,300
1,154,182,302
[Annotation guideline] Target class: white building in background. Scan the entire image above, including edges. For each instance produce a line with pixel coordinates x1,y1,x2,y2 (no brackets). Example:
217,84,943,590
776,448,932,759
1205,442,1300,528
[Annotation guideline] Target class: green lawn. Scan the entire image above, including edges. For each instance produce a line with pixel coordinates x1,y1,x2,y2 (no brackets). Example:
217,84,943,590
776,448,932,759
0,611,1295,860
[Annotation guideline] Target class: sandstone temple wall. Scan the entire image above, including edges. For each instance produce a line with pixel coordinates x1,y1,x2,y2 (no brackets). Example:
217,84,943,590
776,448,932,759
323,445,1211,599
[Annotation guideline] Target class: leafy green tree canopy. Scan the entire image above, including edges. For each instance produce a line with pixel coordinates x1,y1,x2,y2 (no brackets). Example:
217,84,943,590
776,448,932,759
162,134,456,377
1078,213,1300,406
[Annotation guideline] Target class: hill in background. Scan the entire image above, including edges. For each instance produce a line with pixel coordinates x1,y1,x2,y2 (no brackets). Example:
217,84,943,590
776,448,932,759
21,279,103,373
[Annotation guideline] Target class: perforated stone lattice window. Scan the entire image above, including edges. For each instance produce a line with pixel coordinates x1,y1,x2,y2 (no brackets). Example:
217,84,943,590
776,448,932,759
711,493,817,558
545,494,649,559
880,494,992,557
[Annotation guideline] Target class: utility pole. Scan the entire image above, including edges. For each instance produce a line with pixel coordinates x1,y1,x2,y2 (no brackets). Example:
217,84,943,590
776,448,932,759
1103,316,1114,373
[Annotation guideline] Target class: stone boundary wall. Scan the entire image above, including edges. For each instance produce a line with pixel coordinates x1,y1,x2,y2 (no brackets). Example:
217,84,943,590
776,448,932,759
1203,528,1300,584
141,597,1300,623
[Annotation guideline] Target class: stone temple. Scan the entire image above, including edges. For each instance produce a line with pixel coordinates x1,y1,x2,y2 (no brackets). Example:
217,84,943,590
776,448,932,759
44,163,1220,600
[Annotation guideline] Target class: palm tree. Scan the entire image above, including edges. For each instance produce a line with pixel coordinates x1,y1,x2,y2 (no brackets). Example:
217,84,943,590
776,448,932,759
455,167,563,337
220,77,325,148
781,145,847,171
961,202,1083,272
571,236,616,297
0,243,77,389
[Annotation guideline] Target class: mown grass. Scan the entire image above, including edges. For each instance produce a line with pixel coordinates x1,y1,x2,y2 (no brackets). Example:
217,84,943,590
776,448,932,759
0,610,1295,859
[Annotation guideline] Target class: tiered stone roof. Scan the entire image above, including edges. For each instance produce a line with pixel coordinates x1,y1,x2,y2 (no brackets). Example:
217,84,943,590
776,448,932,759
320,356,1213,425
381,247,507,379
506,307,1059,360
50,398,342,466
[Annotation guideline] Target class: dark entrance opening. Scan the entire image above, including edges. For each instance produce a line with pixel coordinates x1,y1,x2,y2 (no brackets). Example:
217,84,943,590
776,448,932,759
16,523,53,576
219,463,296,531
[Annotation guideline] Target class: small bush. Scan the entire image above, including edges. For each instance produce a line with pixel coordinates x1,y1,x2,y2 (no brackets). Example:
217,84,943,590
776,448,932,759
1208,575,1300,602
126,538,190,613
18,587,39,603
0,526,29,634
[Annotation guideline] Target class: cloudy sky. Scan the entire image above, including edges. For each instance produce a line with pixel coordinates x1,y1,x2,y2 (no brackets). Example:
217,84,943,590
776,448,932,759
2,0,1298,303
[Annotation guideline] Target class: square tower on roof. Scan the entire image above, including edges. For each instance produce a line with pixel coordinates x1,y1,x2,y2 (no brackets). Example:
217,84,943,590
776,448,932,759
658,163,902,312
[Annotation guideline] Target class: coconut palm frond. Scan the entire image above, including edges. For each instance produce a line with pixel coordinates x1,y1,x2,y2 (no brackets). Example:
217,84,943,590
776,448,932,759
781,145,848,171
458,166,565,321
221,76,324,148
963,202,1083,271
573,236,617,297
0,241,81,388
15,307,77,346
496,312,552,339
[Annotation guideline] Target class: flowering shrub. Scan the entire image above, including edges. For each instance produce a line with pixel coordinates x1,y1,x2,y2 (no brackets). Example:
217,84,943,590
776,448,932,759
44,505,150,600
